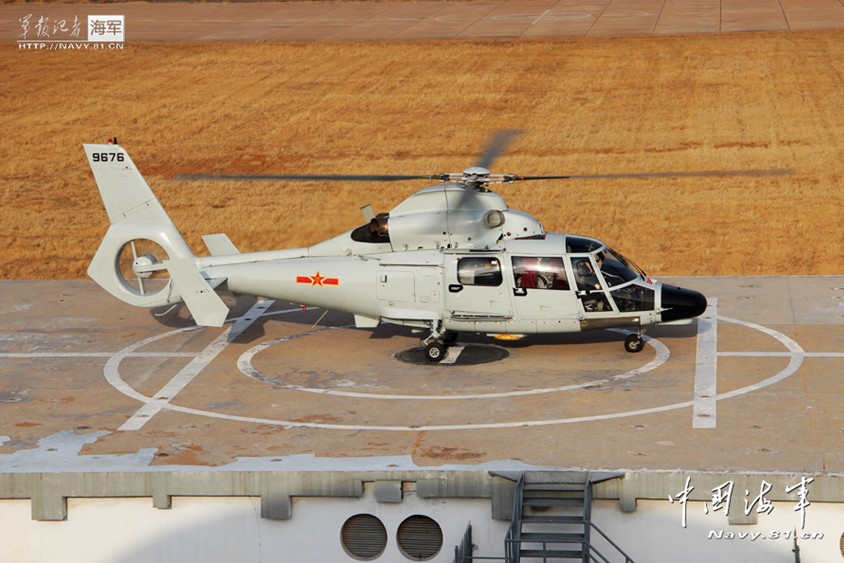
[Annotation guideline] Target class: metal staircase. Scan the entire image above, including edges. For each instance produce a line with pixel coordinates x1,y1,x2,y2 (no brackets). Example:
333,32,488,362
452,472,636,563
505,472,636,563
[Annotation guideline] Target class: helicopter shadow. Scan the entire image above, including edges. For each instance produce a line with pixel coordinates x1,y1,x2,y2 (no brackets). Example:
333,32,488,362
150,293,274,343
149,294,351,345
367,317,701,352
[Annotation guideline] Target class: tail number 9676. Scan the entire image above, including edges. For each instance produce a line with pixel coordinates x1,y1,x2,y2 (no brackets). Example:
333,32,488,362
92,152,125,162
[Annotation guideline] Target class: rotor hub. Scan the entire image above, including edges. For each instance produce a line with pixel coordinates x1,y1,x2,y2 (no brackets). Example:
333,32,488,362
462,166,491,177
132,254,158,279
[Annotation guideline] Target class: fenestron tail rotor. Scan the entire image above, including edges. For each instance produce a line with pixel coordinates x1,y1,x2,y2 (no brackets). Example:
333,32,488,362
117,239,171,297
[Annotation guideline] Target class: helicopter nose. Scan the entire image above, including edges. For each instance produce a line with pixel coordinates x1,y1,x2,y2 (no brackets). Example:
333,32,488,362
660,285,708,322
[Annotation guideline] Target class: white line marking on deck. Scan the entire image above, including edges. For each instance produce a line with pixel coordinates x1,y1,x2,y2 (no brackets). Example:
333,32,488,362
117,299,274,431
693,298,718,428
0,352,195,358
440,345,465,365
532,9,551,25
0,352,114,358
715,316,804,399
171,317,806,430
104,313,812,432
237,330,670,399
718,351,844,358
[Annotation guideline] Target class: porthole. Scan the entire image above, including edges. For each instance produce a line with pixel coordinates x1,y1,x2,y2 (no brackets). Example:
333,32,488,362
397,515,442,561
341,514,387,561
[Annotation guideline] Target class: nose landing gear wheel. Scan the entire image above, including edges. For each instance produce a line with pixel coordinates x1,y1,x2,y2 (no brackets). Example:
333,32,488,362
425,342,446,362
624,334,645,353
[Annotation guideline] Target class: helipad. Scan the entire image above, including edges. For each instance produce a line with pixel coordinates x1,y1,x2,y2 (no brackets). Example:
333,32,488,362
1,276,841,473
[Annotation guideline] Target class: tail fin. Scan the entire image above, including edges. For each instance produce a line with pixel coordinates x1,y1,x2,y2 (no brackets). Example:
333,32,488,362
84,143,175,226
86,142,228,327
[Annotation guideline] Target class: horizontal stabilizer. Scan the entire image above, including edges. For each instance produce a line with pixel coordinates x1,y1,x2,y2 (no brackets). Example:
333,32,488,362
354,314,380,328
202,233,240,256
166,258,229,327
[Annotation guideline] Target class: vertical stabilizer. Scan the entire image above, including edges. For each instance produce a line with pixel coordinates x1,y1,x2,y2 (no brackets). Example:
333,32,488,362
84,143,174,226
85,141,229,326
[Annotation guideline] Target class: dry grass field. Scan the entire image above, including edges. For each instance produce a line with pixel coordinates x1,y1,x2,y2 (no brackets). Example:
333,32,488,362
1,32,843,279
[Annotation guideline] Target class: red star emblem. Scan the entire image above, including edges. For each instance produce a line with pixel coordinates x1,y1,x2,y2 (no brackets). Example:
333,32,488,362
296,271,339,286
310,271,325,286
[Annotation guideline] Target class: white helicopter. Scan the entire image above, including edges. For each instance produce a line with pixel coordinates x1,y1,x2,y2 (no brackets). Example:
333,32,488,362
85,134,711,362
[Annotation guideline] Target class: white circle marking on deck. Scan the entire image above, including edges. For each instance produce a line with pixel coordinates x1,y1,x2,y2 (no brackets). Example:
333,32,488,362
104,314,807,431
235,329,669,400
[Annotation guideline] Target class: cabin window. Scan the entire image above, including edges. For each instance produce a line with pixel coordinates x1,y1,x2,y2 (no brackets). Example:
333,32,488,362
511,256,569,290
457,257,502,286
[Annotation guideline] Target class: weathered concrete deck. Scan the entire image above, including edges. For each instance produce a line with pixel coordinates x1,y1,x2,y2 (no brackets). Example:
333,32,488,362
1,277,841,475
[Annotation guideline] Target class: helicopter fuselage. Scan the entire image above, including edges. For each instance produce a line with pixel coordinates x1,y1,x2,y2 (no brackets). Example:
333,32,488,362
198,231,704,338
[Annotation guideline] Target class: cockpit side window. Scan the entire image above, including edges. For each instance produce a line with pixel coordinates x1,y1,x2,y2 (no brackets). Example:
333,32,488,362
571,257,601,291
571,256,611,312
512,257,569,290
457,257,502,287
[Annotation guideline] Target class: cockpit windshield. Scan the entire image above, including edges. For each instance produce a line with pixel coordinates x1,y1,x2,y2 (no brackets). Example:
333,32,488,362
614,248,647,278
596,248,646,287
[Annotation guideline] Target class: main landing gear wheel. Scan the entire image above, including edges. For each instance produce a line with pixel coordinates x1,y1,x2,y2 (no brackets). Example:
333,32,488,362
425,342,446,363
624,334,645,353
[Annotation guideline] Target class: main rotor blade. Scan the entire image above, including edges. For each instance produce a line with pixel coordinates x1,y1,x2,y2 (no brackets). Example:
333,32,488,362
175,173,440,182
176,167,793,183
516,168,794,181
475,129,523,170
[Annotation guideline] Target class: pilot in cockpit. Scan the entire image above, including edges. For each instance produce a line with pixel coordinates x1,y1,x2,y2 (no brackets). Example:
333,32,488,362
595,251,625,286
574,258,600,290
